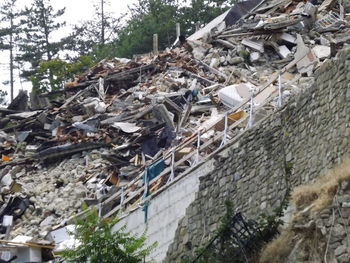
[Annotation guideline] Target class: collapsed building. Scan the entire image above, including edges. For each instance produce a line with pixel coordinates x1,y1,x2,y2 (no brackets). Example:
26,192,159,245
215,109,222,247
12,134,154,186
0,0,349,261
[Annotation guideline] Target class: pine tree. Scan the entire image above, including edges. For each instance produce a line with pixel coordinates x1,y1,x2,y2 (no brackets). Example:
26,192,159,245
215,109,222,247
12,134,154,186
0,0,25,102
17,0,65,93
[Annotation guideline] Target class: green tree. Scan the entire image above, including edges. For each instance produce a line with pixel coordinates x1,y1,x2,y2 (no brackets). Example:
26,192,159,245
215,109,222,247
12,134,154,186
17,0,65,93
62,208,156,263
115,0,179,58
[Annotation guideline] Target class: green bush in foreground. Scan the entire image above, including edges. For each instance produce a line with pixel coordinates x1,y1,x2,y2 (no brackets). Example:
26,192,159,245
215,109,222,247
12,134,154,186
62,208,156,263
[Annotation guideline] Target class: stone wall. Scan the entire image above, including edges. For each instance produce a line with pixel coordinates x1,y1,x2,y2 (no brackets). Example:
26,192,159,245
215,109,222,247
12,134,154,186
164,47,350,262
314,184,350,263
285,180,350,263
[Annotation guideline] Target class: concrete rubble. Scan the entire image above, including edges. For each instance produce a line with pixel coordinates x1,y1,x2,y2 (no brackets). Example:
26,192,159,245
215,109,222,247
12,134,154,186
0,0,349,261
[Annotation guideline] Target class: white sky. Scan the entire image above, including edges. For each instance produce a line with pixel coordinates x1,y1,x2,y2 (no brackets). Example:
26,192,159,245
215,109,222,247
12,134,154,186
0,0,136,104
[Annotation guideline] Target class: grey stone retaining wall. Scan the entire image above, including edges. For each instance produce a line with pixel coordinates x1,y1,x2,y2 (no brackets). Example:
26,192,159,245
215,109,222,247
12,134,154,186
164,47,350,262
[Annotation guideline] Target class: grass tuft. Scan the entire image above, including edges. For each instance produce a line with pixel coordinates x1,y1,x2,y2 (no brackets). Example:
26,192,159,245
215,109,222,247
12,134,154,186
291,159,350,211
259,230,294,263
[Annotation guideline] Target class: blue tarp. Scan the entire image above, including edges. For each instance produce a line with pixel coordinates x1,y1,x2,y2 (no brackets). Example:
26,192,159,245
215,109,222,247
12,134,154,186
142,159,165,222
143,159,165,186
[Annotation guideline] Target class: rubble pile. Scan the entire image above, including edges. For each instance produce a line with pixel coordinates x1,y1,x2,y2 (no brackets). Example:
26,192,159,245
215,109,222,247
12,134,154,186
0,0,349,260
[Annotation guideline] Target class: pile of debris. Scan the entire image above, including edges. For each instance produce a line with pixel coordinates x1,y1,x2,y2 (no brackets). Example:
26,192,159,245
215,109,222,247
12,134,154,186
0,0,349,260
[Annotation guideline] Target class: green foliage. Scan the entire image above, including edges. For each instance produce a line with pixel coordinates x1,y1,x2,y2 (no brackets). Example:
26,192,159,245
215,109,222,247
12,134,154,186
91,43,119,61
216,200,235,236
31,56,94,94
238,49,250,63
114,0,179,58
64,0,236,59
33,59,70,93
188,196,291,263
256,207,284,240
189,201,248,263
62,208,156,263
0,0,23,48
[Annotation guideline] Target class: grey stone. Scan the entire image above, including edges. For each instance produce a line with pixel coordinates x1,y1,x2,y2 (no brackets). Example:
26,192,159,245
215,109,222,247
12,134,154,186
40,215,55,227
229,56,244,65
337,253,350,263
342,202,350,208
337,194,350,203
260,201,267,210
332,224,346,238
335,245,347,257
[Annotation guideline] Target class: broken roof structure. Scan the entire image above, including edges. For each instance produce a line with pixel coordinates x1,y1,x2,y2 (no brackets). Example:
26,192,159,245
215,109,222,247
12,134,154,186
0,0,349,260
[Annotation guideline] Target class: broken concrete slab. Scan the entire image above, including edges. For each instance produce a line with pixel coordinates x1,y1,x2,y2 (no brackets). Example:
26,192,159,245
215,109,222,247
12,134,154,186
312,45,331,60
292,34,318,76
242,39,264,53
279,33,297,44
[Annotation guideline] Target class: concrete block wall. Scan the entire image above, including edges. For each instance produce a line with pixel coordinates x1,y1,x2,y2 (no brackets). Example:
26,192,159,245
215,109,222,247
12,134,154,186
113,154,220,261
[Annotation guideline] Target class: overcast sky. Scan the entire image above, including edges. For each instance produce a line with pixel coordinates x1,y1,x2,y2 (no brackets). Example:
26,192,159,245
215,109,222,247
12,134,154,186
0,0,136,104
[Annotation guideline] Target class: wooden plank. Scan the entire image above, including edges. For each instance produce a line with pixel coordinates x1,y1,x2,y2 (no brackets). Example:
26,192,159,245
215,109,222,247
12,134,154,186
0,240,54,249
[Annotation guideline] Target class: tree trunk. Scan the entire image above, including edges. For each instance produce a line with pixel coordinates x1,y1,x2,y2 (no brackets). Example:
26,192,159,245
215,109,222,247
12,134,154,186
9,15,14,102
101,0,105,45
41,3,54,91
